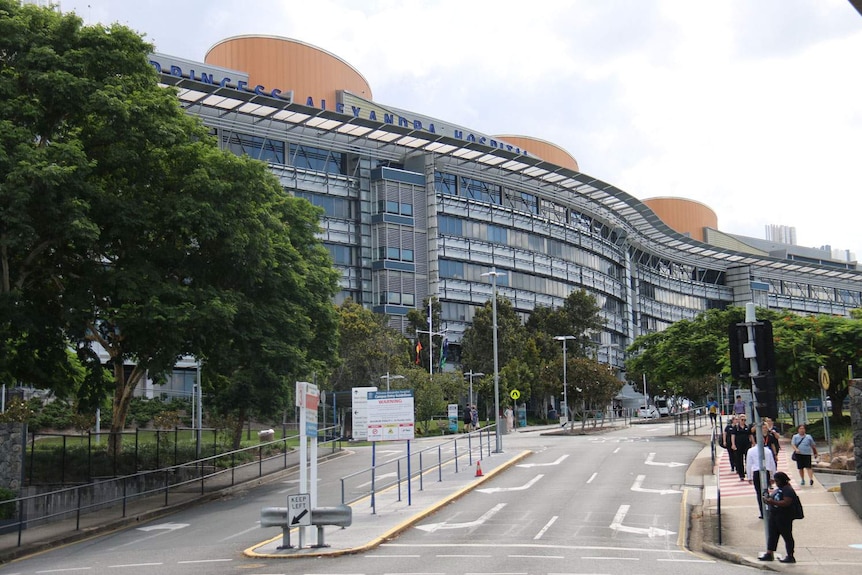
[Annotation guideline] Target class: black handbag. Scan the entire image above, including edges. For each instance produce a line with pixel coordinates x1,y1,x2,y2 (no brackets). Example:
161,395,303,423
791,452,798,461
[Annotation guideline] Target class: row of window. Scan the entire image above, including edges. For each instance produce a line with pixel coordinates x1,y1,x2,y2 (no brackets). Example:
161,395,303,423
439,215,623,278
295,190,355,219
377,246,415,262
223,132,346,175
377,199,414,217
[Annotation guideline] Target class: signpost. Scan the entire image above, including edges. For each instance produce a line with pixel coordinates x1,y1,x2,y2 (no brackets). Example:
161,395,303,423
366,389,416,510
351,386,377,441
288,493,311,527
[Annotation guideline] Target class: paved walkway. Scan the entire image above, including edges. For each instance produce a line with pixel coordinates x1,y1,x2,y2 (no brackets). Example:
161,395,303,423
700,426,862,574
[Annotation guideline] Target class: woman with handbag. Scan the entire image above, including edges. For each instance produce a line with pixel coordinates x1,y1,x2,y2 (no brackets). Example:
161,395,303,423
791,424,818,486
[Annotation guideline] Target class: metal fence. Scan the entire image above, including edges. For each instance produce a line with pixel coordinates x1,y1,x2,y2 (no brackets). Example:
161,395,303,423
338,424,495,514
1,426,342,550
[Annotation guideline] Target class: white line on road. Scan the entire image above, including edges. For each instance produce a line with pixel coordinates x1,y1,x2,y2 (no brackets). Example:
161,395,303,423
534,515,559,539
34,569,92,573
609,504,676,538
365,555,421,558
587,472,598,483
631,474,682,495
509,554,564,559
613,447,620,453
176,559,233,564
517,454,570,468
416,503,507,532
107,563,164,568
645,452,685,467
582,556,639,560
477,474,544,494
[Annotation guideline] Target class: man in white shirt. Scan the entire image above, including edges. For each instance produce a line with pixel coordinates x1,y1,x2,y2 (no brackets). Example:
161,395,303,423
747,428,778,519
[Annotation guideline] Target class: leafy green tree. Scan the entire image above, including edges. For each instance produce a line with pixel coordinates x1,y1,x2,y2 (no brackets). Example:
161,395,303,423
406,368,445,434
460,296,526,378
527,290,605,357
566,357,622,429
331,299,410,392
0,3,339,453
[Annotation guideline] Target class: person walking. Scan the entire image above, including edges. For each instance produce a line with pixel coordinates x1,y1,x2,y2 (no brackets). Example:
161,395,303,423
763,417,781,463
732,394,746,416
723,415,738,473
791,424,818,486
748,424,778,518
731,414,753,480
758,471,799,563
707,398,719,427
463,405,473,432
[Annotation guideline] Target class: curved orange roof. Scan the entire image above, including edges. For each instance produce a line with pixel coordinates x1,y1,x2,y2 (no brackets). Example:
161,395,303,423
493,135,579,172
642,197,717,242
205,35,372,108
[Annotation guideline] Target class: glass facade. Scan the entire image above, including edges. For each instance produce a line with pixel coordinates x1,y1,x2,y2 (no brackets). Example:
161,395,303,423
165,61,862,374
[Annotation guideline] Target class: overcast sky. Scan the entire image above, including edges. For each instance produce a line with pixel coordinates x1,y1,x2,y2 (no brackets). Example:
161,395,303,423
59,0,862,260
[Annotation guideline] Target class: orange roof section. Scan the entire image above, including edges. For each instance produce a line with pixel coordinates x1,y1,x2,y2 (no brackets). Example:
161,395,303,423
494,135,579,172
642,197,717,242
205,35,372,108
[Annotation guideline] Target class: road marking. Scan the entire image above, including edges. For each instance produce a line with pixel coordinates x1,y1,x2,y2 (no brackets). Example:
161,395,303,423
534,515,559,539
509,554,564,559
657,558,715,562
416,503,507,532
644,452,685,467
587,472,598,484
107,563,163,568
477,474,543,494
219,523,263,541
583,555,639,560
176,559,233,564
136,522,189,532
613,447,621,453
631,474,682,495
33,569,92,573
517,454,569,468
609,504,676,538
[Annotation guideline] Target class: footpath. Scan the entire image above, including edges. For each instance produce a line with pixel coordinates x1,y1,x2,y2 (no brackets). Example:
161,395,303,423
2,420,861,573
694,423,862,575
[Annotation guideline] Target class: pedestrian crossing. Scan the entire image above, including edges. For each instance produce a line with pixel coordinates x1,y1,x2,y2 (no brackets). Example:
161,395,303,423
716,444,795,498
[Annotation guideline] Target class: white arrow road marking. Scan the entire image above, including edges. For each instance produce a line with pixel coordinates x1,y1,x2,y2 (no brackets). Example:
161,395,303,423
477,474,544,494
416,503,507,532
357,472,398,488
136,523,189,532
609,504,677,538
631,474,682,495
517,454,569,468
645,452,685,467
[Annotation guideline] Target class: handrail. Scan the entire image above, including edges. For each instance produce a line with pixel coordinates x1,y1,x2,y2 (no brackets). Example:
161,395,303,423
1,425,343,549
339,424,495,512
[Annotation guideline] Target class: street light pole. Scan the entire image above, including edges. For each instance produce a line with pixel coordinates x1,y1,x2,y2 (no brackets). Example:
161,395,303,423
481,267,505,453
464,371,484,408
380,372,404,392
553,335,575,425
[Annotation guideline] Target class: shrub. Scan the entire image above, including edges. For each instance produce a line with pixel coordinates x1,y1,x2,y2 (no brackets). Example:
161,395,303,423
0,487,16,520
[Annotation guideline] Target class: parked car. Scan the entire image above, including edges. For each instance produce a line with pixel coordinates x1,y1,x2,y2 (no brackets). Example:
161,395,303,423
638,405,660,419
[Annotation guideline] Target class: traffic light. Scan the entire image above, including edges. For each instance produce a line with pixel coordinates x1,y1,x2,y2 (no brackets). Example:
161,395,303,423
753,374,778,419
728,320,775,380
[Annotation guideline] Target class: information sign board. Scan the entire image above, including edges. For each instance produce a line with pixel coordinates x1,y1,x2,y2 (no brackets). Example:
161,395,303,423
366,390,415,441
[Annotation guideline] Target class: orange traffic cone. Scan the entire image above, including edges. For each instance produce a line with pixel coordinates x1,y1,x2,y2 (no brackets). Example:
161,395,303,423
475,461,483,477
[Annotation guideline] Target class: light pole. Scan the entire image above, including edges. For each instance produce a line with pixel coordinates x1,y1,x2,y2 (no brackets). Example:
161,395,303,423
380,372,404,392
481,267,505,453
464,371,484,408
553,335,575,424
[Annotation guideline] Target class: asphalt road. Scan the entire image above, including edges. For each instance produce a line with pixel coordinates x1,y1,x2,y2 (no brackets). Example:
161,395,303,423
0,423,762,575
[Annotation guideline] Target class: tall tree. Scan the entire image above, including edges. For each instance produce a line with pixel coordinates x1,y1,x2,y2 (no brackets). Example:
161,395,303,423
331,298,409,393
460,296,526,378
0,3,339,452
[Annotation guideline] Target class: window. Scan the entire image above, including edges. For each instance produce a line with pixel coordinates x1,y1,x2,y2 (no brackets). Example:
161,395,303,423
290,143,344,174
487,225,507,244
435,172,457,195
439,215,463,236
224,133,285,164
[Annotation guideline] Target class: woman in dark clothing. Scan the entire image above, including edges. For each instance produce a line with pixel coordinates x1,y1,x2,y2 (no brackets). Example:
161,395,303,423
758,471,798,564
723,416,737,472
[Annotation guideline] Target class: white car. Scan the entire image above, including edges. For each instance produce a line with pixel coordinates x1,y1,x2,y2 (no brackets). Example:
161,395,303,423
638,406,660,419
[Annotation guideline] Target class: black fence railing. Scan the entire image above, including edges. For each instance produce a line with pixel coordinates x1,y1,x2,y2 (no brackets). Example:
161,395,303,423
1,426,343,551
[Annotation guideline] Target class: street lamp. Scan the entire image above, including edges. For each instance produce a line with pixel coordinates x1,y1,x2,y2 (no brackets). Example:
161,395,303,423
464,371,484,408
553,335,575,425
481,267,505,453
380,372,404,392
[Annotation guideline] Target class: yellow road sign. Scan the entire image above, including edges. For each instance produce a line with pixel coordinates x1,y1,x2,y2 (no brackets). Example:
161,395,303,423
510,389,520,400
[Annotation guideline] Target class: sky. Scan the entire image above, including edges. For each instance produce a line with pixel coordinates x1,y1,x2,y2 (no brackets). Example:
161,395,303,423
57,0,862,261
